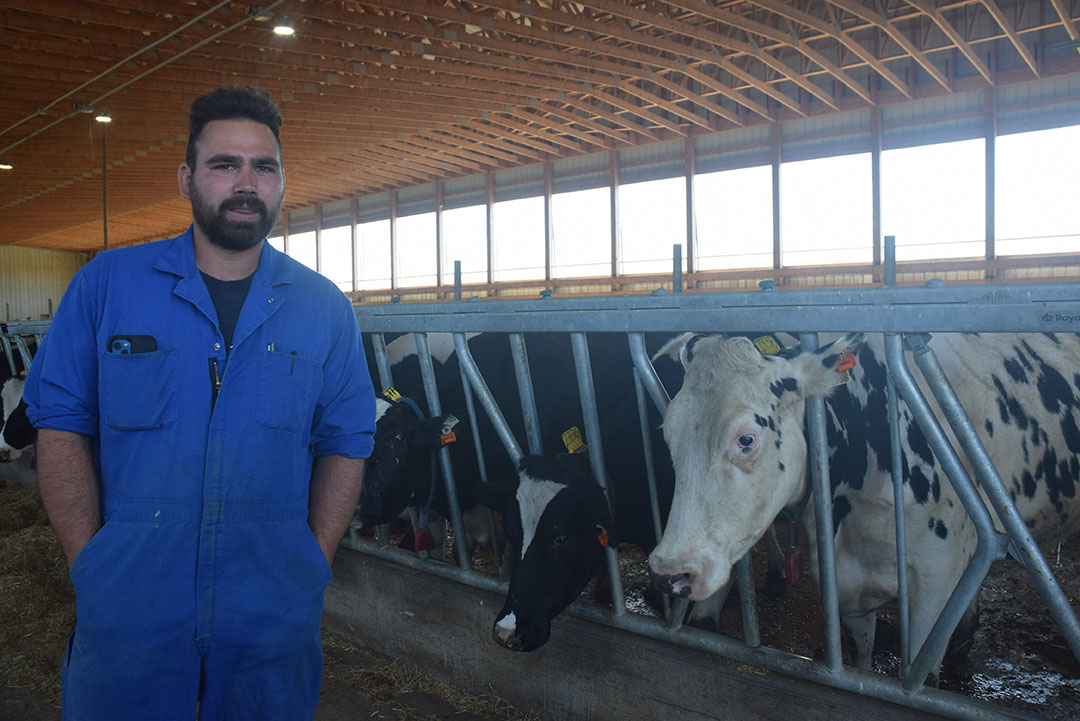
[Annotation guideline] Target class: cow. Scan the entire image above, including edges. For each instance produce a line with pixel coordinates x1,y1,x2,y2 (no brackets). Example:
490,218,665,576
493,452,611,651
648,331,1080,679
1,363,36,463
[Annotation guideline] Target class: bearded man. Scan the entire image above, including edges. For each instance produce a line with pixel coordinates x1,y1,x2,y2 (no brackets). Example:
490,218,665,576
23,85,376,721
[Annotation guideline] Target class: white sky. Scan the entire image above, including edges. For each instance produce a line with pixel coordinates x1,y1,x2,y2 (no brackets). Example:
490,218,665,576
269,124,1080,291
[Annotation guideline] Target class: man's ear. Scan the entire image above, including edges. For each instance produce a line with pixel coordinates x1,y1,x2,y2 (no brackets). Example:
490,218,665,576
178,163,192,200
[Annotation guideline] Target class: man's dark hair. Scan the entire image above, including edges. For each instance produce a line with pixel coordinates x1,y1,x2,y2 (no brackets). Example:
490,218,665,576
186,85,282,169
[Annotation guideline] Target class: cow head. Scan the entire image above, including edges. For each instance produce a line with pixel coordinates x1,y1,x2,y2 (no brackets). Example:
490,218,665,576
356,397,462,527
648,334,860,601
493,453,612,651
1,377,35,463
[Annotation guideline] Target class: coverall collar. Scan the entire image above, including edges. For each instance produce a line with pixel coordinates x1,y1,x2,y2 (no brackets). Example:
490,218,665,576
153,226,297,350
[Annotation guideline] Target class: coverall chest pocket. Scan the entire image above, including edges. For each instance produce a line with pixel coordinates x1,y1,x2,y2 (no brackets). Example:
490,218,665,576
256,350,321,433
102,349,179,430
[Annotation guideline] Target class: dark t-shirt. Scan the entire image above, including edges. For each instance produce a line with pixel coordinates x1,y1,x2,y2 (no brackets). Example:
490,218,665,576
201,271,254,352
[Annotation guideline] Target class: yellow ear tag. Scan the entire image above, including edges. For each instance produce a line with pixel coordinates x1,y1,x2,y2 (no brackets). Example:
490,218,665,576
562,426,585,454
381,387,402,402
753,336,782,355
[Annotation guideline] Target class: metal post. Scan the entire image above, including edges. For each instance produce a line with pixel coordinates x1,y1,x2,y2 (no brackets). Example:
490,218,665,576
415,332,471,570
736,552,761,648
909,335,1080,669
885,368,911,676
507,334,543,456
453,333,524,467
570,332,626,616
884,334,999,690
673,244,683,293
799,332,843,673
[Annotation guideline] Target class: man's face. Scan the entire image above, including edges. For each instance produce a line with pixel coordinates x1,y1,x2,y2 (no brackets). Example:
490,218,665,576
180,119,284,252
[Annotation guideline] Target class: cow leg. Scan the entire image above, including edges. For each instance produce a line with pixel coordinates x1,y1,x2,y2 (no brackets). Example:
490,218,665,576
841,611,876,670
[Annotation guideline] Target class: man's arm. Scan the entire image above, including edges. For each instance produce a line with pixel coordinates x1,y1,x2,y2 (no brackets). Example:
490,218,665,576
309,454,366,566
36,428,101,569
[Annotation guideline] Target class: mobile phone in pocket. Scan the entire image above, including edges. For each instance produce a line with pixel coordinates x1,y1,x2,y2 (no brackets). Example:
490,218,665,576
108,335,158,354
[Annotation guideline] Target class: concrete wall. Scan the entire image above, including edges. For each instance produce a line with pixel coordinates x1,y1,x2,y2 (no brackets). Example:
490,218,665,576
324,549,947,721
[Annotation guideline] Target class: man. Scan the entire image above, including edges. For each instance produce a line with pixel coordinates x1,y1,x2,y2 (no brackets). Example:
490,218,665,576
23,86,375,720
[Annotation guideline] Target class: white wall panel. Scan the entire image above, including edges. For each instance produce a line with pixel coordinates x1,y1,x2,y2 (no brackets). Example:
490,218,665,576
1,246,87,321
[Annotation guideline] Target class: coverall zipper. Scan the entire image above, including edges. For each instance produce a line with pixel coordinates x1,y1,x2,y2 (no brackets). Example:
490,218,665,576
208,357,221,409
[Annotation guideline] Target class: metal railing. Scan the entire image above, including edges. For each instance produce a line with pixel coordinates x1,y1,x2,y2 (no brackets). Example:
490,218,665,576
344,258,1080,721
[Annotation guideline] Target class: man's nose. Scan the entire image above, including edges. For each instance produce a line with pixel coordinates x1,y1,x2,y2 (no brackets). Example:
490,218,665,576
234,164,257,191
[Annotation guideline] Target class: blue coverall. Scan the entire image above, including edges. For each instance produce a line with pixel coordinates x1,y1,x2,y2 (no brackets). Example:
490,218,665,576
23,227,376,720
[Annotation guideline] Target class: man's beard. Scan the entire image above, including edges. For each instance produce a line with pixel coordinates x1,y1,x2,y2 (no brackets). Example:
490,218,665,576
190,185,281,252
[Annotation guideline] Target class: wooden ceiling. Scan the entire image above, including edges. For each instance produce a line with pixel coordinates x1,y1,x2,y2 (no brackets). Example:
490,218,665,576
2,0,1079,253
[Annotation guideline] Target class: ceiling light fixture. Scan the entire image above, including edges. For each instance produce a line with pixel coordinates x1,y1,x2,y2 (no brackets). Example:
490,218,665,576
0,163,12,171
95,112,112,123
273,23,295,36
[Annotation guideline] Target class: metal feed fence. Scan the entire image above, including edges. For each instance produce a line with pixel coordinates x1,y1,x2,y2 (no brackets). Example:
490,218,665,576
6,265,1080,720
346,272,1080,721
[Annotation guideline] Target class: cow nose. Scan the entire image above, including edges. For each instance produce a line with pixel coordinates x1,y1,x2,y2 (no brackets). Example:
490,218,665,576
492,621,524,651
648,568,694,598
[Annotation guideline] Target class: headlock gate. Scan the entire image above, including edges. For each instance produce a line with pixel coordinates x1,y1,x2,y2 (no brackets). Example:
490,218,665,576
345,268,1080,721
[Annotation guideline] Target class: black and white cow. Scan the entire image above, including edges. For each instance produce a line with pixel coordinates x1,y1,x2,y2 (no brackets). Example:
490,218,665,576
1,363,35,463
648,332,1080,677
493,452,612,651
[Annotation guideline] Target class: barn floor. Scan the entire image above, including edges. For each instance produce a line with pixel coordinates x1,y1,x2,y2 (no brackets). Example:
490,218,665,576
0,477,538,721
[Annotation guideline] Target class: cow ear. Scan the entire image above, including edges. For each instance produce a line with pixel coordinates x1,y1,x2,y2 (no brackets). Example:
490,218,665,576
779,333,866,406
473,474,518,512
652,332,702,370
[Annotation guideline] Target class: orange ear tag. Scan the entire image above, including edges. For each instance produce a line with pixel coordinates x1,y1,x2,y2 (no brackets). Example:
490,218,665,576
596,525,609,547
836,350,857,384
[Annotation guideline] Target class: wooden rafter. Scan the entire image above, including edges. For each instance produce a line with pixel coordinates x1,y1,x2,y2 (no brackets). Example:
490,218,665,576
903,0,994,84
979,0,1040,75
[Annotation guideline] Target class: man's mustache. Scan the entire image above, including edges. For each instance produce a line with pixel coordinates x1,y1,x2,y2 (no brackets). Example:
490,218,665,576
219,196,268,216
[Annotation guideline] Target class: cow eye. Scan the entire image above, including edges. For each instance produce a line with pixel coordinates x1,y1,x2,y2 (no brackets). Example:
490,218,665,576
393,433,406,444
737,434,756,452
552,534,569,547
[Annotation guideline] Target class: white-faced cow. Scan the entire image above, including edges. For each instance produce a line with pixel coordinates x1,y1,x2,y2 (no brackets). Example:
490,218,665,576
649,331,1080,677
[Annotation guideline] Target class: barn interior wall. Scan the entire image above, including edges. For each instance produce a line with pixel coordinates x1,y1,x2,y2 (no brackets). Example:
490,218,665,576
0,246,87,322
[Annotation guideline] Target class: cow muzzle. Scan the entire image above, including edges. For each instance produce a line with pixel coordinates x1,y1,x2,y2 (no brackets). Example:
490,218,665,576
648,568,695,598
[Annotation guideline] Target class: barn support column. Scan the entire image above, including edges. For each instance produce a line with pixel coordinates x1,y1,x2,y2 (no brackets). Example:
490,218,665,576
684,139,696,278
610,150,621,284
486,172,495,289
314,205,322,274
871,106,883,272
282,209,290,255
389,190,398,292
770,122,782,272
436,180,445,294
349,198,358,294
984,85,998,273
544,162,554,282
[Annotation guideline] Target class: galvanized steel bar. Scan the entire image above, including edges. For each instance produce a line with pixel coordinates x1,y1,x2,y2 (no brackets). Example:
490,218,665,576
633,368,671,622
339,533,1026,721
452,333,524,468
884,334,999,691
627,332,671,413
353,282,1080,334
508,333,544,456
369,332,393,392
908,335,1080,667
452,353,506,576
570,332,626,616
885,366,912,676
735,553,761,648
632,370,664,548
0,333,17,374
799,332,843,674
415,332,471,571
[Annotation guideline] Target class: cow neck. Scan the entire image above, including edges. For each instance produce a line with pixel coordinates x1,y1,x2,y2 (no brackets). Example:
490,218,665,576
395,396,439,527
